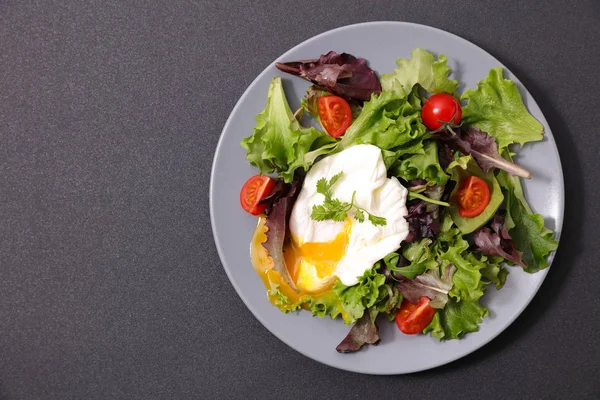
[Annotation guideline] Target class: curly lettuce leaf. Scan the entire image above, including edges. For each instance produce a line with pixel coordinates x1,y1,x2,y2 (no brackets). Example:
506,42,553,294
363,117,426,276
461,67,544,149
240,77,335,182
425,299,489,340
480,255,509,290
441,238,486,303
380,48,458,95
335,88,427,159
389,140,449,185
333,267,387,323
497,158,558,273
447,156,504,234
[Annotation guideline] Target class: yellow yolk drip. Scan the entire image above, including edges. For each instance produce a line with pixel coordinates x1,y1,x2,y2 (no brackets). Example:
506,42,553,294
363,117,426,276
285,221,351,292
250,217,351,308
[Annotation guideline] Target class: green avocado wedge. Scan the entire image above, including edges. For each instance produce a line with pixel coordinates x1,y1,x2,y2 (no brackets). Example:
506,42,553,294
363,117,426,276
447,156,503,234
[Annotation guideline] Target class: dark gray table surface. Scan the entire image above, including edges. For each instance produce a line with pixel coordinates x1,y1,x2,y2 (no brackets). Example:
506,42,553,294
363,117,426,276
1,1,599,399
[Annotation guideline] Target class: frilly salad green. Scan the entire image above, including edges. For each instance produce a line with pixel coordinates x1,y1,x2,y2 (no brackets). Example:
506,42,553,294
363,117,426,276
238,49,558,353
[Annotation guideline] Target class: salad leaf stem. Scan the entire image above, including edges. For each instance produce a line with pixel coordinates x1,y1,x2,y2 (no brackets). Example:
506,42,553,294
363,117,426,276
408,191,450,207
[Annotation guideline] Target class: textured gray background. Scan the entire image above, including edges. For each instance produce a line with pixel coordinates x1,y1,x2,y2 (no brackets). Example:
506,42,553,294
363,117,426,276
0,1,598,399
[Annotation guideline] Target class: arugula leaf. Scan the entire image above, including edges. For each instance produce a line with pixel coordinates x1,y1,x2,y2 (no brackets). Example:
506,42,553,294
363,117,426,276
240,77,335,182
380,48,458,95
461,67,544,149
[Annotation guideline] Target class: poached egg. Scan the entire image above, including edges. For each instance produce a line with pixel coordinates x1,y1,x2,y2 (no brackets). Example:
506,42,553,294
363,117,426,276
251,144,409,304
289,144,409,289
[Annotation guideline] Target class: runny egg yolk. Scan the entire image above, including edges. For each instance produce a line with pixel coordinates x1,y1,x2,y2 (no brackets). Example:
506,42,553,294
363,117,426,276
250,217,350,307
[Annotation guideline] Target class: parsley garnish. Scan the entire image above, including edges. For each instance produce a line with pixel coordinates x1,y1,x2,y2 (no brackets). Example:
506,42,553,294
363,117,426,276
310,172,387,226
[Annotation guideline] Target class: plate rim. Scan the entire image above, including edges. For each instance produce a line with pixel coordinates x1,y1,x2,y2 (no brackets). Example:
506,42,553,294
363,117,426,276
209,20,564,374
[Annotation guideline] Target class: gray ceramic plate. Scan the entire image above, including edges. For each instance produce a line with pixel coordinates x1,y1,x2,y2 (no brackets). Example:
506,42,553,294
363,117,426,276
210,22,564,374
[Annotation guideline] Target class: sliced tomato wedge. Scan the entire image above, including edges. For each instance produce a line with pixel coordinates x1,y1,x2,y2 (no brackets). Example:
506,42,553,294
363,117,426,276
457,175,491,218
317,95,352,138
240,175,275,216
395,296,436,335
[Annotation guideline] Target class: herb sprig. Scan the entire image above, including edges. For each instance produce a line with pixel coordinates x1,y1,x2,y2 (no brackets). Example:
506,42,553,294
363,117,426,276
310,172,387,226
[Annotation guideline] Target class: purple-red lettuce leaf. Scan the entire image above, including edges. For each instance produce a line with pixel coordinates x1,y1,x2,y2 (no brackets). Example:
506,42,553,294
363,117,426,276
276,51,382,101
474,214,526,268
336,308,380,353
263,179,302,290
403,200,440,243
396,264,456,308
437,127,531,178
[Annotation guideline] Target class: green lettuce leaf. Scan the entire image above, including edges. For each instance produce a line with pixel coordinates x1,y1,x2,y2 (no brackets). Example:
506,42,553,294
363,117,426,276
423,311,445,339
430,298,489,340
335,88,428,162
439,236,485,303
389,140,449,185
240,77,335,182
380,48,458,95
461,67,544,149
447,156,504,234
333,267,387,324
480,255,509,290
497,157,558,273
266,283,303,312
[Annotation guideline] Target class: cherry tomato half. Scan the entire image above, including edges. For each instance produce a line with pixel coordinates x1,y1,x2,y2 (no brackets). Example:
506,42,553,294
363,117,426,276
421,93,462,131
317,95,352,138
240,175,275,216
395,296,436,335
457,175,491,218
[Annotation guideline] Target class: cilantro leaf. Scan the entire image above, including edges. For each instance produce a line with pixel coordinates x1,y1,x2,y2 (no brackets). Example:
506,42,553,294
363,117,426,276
354,209,365,223
316,177,330,198
310,172,387,226
368,214,387,226
311,205,331,221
